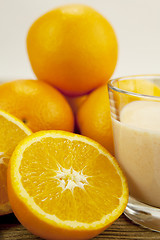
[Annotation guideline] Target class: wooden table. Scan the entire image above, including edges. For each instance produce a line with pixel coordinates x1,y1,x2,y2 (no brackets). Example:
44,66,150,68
0,213,160,240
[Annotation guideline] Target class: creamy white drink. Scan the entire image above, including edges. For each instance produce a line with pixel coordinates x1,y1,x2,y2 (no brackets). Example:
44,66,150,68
112,101,160,207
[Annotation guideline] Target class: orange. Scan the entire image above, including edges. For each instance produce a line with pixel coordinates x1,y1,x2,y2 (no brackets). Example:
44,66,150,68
0,80,74,132
27,4,118,96
77,85,114,155
114,78,160,96
109,78,160,111
8,131,128,240
0,110,31,215
65,95,88,115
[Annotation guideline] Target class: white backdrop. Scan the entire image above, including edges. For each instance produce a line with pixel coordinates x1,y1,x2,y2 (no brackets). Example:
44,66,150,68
0,0,160,81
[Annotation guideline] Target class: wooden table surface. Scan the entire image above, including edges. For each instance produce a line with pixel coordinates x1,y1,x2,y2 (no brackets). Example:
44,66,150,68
0,213,160,240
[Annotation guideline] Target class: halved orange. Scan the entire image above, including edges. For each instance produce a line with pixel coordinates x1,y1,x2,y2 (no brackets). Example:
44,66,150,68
0,110,32,215
8,131,128,240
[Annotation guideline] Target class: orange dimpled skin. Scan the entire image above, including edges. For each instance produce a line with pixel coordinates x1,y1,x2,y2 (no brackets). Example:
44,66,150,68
27,4,118,96
77,85,114,155
0,80,74,132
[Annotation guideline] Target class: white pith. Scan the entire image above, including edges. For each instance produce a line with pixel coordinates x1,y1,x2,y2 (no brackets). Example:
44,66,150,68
0,152,4,164
53,164,89,191
0,152,8,167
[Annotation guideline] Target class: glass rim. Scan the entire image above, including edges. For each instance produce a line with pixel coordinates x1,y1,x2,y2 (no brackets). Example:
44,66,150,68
108,74,160,100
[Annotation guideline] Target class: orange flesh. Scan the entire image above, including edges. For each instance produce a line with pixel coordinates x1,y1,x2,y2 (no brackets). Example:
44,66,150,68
20,137,122,223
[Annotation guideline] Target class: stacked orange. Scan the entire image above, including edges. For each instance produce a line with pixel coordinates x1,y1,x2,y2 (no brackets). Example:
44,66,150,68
27,4,118,96
26,4,118,153
0,4,130,240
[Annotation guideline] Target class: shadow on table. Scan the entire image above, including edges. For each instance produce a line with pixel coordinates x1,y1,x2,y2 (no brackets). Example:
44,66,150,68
0,213,19,225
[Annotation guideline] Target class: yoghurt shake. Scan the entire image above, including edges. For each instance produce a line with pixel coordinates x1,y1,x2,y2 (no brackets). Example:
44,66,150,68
112,101,160,207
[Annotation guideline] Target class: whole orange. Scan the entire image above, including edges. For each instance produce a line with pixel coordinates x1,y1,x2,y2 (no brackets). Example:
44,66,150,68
27,4,118,96
0,80,74,132
77,84,114,155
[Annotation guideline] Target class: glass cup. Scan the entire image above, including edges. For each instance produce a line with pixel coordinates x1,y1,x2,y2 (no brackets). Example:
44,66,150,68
108,75,160,232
